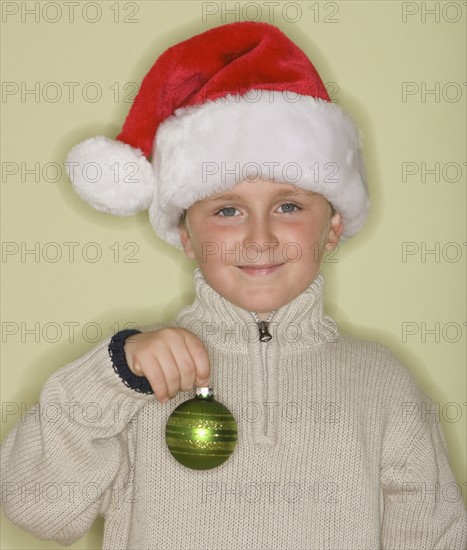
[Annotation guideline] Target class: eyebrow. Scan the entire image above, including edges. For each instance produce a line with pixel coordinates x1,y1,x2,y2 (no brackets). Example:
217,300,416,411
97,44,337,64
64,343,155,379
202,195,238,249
204,188,314,205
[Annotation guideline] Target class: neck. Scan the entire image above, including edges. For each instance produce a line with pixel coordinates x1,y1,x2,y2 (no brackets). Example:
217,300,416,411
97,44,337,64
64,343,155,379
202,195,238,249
255,311,273,322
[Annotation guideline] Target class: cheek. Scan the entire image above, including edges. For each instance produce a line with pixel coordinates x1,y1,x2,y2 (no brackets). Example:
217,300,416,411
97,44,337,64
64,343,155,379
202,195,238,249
191,223,239,255
287,217,328,243
318,220,331,247
291,219,330,263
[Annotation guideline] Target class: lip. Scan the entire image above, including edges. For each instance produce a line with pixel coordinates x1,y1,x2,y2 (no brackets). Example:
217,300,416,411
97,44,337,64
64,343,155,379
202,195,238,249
237,263,284,276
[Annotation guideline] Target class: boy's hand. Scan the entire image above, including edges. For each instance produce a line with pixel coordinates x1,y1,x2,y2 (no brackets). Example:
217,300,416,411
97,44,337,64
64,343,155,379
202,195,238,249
123,328,210,403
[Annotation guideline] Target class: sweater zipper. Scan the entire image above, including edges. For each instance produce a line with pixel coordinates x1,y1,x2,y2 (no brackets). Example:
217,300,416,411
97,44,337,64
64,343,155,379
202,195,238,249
255,318,273,342
251,311,275,341
251,311,275,435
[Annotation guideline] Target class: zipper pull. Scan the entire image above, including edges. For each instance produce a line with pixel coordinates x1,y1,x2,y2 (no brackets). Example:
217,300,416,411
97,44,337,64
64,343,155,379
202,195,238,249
257,321,272,342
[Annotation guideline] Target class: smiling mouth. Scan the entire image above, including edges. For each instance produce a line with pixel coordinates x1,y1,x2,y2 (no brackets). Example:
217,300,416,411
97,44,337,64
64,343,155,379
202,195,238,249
237,264,284,276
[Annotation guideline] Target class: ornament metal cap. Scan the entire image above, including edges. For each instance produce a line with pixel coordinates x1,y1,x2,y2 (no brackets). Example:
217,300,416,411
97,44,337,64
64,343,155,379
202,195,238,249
195,387,214,398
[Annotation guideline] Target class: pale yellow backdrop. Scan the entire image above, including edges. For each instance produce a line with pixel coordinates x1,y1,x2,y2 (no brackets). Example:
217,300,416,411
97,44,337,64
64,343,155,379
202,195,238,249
1,1,466,548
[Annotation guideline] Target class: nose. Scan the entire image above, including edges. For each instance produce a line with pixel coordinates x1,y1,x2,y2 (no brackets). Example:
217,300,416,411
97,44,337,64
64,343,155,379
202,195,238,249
242,211,279,260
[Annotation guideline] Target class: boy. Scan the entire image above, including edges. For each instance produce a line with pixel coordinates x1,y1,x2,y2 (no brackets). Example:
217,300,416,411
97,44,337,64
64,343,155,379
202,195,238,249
123,178,341,404
1,21,465,549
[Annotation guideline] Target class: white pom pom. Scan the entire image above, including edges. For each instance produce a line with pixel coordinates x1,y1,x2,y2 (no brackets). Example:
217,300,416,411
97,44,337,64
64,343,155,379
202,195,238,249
65,136,154,215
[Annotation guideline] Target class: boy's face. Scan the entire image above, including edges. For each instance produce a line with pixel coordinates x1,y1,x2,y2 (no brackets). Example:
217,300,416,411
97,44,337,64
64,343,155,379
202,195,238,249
179,179,343,320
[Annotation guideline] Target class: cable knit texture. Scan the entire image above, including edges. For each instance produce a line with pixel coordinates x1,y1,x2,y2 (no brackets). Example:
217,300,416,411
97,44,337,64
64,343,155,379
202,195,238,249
1,269,466,549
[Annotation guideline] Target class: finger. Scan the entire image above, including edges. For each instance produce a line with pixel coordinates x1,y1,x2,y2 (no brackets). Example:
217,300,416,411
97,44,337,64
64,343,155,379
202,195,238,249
138,355,170,404
158,349,182,399
140,345,180,403
184,333,210,386
170,346,196,391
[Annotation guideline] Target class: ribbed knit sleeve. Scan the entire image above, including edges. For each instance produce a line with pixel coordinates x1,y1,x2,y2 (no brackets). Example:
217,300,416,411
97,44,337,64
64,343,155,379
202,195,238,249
380,363,466,548
0,321,168,545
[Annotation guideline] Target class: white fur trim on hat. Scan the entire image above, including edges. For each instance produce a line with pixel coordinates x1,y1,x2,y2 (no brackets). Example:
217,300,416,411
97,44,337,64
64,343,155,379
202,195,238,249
149,92,369,248
66,136,154,216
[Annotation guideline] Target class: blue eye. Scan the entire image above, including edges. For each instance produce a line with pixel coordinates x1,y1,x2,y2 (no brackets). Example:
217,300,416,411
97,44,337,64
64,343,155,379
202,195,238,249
278,203,299,213
217,207,238,217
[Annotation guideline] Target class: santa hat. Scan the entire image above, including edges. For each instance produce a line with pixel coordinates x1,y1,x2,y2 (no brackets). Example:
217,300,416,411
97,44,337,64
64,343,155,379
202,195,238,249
66,21,369,248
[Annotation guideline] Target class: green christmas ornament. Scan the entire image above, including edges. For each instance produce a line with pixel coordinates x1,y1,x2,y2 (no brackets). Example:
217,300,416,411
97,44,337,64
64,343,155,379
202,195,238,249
165,387,237,470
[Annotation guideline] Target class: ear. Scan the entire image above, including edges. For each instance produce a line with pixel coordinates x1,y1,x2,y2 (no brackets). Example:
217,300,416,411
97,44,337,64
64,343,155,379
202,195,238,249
325,212,344,251
179,222,196,260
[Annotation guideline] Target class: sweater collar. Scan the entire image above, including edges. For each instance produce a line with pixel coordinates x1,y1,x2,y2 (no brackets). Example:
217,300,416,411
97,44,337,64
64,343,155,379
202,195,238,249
175,268,338,351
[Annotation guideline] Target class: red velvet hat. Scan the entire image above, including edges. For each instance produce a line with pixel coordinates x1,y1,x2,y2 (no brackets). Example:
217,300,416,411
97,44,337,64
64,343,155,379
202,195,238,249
66,21,369,247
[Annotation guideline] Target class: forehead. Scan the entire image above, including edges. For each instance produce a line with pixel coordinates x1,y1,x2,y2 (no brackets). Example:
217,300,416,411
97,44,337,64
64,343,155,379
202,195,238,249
201,180,318,205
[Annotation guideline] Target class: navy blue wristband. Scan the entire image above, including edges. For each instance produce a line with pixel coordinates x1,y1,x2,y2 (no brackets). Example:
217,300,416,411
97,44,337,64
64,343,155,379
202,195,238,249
108,329,154,394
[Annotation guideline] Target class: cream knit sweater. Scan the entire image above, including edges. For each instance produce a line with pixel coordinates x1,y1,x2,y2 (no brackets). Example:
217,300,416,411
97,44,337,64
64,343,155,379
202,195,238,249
1,270,466,549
